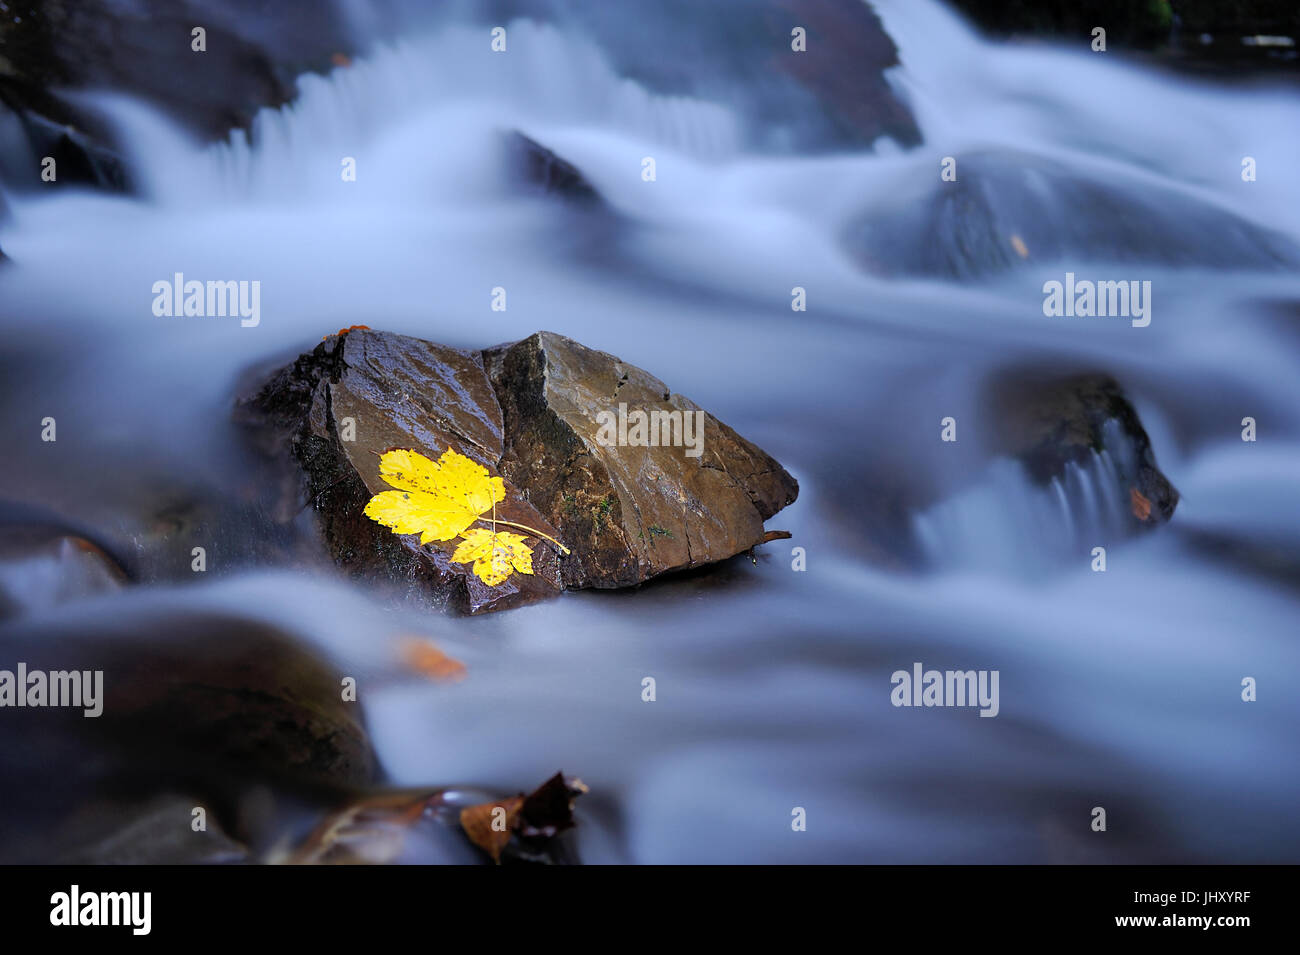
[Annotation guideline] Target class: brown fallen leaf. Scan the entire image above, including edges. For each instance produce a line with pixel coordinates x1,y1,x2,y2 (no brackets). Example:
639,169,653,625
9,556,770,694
1009,234,1030,258
1130,487,1152,521
459,796,524,864
398,637,467,683
459,772,587,864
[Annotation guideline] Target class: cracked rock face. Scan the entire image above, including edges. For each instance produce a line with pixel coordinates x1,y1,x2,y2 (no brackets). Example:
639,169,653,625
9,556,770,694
240,329,798,611
486,332,799,588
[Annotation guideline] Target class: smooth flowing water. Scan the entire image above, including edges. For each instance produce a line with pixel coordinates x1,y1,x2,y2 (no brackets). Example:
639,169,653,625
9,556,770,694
1,0,1297,861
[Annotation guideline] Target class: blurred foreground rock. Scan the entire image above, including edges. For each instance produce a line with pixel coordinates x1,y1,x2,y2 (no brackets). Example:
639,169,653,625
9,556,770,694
0,609,376,862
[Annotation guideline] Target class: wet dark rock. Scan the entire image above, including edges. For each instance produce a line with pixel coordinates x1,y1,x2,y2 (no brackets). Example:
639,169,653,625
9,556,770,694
0,0,355,198
848,151,1300,279
0,499,136,620
485,332,799,588
239,329,566,614
505,131,603,204
463,0,919,150
0,527,129,620
0,105,131,192
53,793,250,864
0,0,355,145
240,328,798,609
0,610,377,862
984,371,1179,525
764,0,921,148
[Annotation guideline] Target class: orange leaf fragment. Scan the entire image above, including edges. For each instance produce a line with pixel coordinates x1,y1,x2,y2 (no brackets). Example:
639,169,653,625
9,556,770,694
459,797,524,864
322,324,371,340
398,638,467,683
1130,487,1152,521
457,772,587,864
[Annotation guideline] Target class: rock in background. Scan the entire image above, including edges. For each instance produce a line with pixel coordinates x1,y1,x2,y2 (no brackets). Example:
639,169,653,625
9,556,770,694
983,370,1179,526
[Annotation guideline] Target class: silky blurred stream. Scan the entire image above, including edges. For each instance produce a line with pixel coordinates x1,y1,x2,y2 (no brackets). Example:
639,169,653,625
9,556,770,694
1,0,1297,861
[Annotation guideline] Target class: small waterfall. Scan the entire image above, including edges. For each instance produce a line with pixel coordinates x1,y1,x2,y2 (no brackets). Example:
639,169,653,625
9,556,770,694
109,21,743,207
914,419,1144,574
872,0,1300,236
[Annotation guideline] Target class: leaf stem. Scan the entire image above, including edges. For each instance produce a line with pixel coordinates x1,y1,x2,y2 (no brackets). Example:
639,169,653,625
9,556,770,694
477,518,570,556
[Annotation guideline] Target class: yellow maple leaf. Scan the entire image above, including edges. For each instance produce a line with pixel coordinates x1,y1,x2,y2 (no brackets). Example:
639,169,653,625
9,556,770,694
362,447,568,585
451,528,535,586
363,447,505,544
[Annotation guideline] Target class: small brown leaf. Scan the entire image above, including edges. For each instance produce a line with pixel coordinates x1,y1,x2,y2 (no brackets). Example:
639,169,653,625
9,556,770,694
459,797,523,864
1130,487,1152,521
1009,234,1029,258
458,772,588,863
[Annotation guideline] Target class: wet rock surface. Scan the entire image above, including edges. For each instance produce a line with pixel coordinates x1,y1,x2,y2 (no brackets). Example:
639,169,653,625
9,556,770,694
0,610,376,862
240,329,565,615
241,329,798,609
0,0,355,198
765,0,921,148
486,332,799,588
505,131,604,205
0,529,129,620
984,370,1179,525
0,0,354,143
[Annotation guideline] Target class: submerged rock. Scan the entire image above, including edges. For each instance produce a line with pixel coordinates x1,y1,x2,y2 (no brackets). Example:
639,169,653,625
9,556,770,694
766,0,921,148
0,107,131,192
0,499,134,619
0,531,128,620
504,131,603,205
0,0,354,145
983,371,1179,526
240,329,797,610
848,151,1300,280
